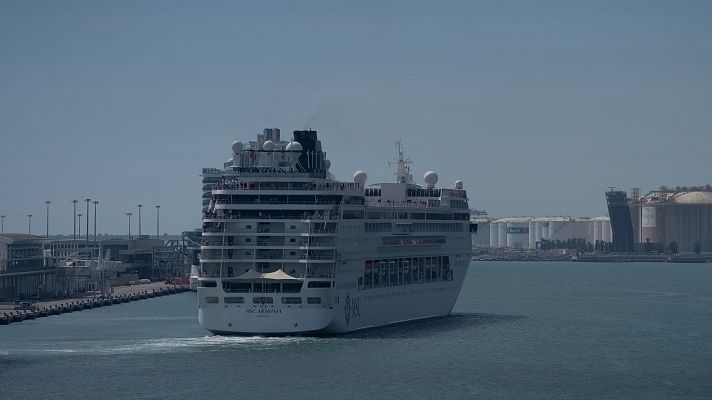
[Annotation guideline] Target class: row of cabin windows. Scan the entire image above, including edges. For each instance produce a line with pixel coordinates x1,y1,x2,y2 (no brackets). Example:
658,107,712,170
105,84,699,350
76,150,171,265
223,281,304,293
212,296,322,305
412,223,464,232
365,222,392,232
382,235,446,246
358,256,453,291
364,222,463,233
365,212,469,221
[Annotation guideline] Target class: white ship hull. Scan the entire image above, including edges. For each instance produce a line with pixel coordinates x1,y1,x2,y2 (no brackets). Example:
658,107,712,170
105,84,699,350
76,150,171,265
198,255,469,335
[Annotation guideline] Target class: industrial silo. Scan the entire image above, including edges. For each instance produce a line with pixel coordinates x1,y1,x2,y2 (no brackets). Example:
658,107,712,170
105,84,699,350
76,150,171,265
548,217,569,241
473,219,492,248
664,191,712,253
528,220,537,249
593,218,603,242
534,219,543,246
602,218,612,243
506,217,532,249
489,221,499,247
497,220,507,248
541,219,551,241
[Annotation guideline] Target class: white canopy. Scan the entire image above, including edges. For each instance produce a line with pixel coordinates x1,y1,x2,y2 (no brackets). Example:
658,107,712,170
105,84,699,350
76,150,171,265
261,269,300,280
234,268,300,281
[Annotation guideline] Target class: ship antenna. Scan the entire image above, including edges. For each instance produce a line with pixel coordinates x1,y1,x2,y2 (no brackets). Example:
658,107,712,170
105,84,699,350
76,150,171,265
388,139,413,184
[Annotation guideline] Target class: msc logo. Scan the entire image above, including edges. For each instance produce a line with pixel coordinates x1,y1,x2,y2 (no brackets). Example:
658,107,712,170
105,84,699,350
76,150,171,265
343,293,361,326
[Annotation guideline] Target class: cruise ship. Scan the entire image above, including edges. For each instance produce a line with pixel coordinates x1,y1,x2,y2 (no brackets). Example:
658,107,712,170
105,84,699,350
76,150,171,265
198,128,473,335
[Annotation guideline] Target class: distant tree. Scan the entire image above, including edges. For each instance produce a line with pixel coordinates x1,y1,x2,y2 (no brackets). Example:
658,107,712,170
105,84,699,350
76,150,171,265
694,242,702,255
669,241,679,255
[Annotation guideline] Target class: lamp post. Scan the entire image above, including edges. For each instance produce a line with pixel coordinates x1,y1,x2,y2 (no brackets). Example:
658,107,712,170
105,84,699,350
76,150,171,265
85,199,90,249
126,212,132,239
155,205,160,239
71,200,78,248
27,214,32,235
1,215,5,234
78,213,82,239
93,201,98,248
45,201,51,237
137,204,142,237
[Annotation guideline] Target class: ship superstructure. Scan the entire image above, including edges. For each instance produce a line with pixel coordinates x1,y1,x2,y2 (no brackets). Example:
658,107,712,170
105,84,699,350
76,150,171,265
198,128,472,335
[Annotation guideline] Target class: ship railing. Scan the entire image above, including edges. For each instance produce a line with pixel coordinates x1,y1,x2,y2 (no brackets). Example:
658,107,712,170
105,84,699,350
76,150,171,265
203,213,340,221
202,227,338,234
201,253,335,261
213,199,340,205
200,272,332,279
213,181,362,192
366,199,442,208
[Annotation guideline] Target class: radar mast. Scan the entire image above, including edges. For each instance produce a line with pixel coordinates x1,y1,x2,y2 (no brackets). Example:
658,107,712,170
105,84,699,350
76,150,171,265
389,140,413,184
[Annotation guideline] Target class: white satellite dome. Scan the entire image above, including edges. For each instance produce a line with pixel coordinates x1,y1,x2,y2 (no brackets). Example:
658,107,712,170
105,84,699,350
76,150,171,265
263,140,276,151
353,171,368,186
324,159,331,170
285,141,303,151
424,171,438,188
455,180,463,190
231,141,243,153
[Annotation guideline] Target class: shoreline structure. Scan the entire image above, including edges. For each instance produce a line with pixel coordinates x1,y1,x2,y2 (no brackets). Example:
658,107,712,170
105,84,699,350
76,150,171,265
0,282,189,325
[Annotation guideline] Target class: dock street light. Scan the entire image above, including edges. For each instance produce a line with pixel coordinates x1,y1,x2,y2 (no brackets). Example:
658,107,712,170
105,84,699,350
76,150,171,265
137,204,143,237
93,201,98,248
71,200,78,248
27,214,32,235
126,212,132,239
155,205,160,239
85,199,91,249
44,201,51,237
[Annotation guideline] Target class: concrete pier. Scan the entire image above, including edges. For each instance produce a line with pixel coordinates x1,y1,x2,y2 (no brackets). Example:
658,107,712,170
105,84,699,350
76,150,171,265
1,283,190,326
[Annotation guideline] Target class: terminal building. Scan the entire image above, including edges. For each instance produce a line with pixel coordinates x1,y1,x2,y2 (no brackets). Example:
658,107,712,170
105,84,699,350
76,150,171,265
0,234,192,301
0,234,57,300
607,186,712,254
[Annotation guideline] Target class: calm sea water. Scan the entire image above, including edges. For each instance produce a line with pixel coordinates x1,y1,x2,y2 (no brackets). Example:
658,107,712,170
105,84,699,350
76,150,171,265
1,262,711,400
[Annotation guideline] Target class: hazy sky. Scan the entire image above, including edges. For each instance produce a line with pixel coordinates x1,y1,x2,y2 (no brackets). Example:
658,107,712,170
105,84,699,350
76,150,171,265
1,0,711,235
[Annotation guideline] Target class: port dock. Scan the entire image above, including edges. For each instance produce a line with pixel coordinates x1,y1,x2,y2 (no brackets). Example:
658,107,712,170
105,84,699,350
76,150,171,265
0,282,190,326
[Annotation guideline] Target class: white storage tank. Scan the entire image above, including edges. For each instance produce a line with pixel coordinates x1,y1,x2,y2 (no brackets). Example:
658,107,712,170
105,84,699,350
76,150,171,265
549,217,575,241
473,220,491,247
489,222,499,247
602,218,612,243
506,217,532,249
497,220,507,248
528,220,537,249
534,220,542,245
584,218,595,244
593,219,603,242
